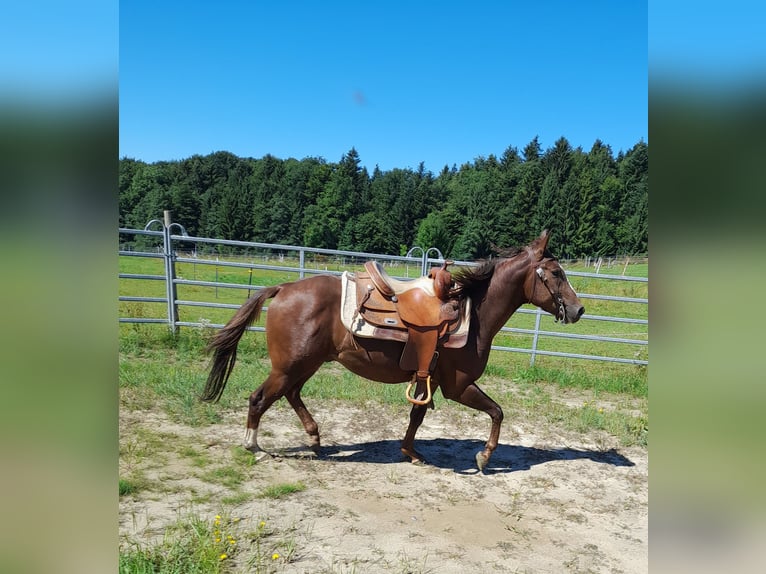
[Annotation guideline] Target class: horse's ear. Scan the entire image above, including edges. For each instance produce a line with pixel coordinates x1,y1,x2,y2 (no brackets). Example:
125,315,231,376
530,229,551,258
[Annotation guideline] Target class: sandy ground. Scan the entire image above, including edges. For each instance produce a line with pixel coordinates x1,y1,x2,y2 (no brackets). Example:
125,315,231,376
119,396,647,573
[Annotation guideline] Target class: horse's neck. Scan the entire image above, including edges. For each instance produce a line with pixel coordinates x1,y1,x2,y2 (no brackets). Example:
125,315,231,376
476,256,530,346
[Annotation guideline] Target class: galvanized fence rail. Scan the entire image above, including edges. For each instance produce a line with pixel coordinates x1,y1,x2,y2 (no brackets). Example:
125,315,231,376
119,215,647,367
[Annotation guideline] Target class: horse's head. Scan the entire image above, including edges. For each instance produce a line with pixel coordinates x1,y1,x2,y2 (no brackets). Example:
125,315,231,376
525,230,584,324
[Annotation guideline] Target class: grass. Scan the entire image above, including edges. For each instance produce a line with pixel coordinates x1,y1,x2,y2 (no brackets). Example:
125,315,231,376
119,330,270,426
119,478,140,497
119,512,243,574
179,445,213,468
221,491,253,506
200,466,247,489
257,481,307,499
119,512,299,574
514,363,647,397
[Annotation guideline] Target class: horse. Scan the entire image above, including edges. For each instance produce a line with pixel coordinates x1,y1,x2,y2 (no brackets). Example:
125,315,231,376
201,230,584,471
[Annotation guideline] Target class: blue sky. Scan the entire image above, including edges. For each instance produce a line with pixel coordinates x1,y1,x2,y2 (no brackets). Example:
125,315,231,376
649,0,766,83
119,1,647,172
0,0,116,101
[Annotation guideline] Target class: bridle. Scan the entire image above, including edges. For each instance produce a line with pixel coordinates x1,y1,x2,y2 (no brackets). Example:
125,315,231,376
534,265,567,323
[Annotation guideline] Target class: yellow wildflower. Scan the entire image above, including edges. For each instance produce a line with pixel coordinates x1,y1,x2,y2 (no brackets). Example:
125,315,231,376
219,553,228,561
272,553,280,560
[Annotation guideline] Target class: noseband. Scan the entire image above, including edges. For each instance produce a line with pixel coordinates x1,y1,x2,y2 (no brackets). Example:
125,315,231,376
535,266,566,323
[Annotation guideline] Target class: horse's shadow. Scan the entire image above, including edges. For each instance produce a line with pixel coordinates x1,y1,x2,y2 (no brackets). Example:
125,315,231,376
279,438,634,474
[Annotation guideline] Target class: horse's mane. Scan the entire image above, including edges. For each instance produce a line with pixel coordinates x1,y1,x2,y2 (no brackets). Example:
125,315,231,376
451,244,554,299
452,258,500,296
451,247,523,299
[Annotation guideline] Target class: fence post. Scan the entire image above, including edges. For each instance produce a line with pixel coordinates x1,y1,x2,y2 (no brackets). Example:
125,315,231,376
145,210,187,335
406,246,443,276
405,247,424,276
530,308,543,366
424,247,444,276
299,248,305,279
162,211,180,333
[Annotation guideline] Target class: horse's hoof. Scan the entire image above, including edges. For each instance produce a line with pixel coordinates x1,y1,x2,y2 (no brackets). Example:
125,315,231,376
475,451,489,472
253,450,272,462
401,448,427,466
245,447,272,462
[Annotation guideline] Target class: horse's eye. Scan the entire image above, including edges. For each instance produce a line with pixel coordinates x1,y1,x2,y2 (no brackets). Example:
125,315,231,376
552,269,563,279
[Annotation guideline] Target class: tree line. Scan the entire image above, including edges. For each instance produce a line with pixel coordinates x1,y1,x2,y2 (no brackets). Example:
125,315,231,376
119,136,647,259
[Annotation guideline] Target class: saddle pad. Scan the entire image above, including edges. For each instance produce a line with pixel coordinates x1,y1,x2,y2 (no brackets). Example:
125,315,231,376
340,271,471,348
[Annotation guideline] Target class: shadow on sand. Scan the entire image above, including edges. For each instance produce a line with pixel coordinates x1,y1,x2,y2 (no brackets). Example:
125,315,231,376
277,438,634,474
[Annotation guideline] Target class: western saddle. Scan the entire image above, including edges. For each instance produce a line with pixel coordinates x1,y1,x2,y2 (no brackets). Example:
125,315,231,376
354,260,461,406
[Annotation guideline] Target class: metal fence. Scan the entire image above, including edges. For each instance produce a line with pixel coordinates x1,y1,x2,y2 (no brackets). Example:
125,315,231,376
119,214,648,367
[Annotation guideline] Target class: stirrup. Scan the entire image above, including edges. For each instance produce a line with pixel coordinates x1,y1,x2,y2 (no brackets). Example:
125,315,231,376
405,375,432,406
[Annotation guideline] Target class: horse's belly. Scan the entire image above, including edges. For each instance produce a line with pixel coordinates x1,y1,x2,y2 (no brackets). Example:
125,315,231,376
336,338,410,384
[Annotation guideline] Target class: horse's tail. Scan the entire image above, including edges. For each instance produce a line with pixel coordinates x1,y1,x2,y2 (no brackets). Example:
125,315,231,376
200,285,281,402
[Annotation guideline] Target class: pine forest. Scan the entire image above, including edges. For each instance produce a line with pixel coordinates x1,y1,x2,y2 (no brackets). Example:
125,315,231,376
119,136,647,260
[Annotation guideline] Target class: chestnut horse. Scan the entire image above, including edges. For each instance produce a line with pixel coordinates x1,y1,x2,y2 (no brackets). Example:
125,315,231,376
202,230,584,470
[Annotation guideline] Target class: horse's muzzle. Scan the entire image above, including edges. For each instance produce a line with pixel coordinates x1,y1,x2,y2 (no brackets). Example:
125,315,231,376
566,304,585,324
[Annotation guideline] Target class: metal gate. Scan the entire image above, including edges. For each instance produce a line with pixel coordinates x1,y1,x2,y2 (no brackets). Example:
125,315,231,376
119,213,648,367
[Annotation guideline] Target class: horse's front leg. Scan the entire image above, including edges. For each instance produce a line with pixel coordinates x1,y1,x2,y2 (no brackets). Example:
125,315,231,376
400,402,430,464
453,382,504,471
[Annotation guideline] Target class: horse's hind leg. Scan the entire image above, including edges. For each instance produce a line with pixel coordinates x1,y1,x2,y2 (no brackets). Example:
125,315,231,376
243,371,291,460
285,386,321,452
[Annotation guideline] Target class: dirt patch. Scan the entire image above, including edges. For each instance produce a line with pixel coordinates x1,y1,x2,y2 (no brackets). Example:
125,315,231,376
119,398,647,573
